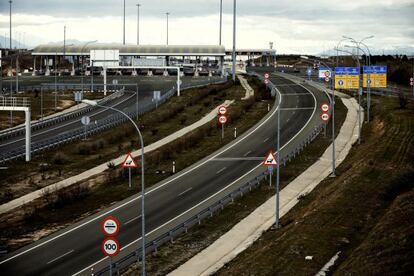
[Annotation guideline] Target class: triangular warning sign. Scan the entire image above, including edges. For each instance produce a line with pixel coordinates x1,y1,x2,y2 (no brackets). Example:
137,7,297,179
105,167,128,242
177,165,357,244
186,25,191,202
121,153,138,168
263,151,277,166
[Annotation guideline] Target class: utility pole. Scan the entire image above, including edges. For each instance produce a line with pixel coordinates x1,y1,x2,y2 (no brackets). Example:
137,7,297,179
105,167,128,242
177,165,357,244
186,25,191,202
123,0,126,45
9,0,12,49
275,88,281,228
219,0,222,45
63,26,66,57
232,0,236,82
166,12,170,45
136,4,140,45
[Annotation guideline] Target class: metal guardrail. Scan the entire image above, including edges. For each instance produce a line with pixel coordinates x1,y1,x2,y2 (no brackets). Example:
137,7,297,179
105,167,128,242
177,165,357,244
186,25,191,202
0,90,125,142
0,80,228,163
93,123,325,276
0,97,30,108
92,74,325,275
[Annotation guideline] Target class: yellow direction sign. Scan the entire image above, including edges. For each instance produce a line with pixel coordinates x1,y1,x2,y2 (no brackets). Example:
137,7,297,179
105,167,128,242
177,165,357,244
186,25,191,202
334,67,360,89
363,66,387,88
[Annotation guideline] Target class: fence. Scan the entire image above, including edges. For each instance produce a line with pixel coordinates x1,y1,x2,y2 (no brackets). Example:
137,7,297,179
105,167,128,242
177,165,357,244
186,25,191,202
0,79,228,163
0,89,125,141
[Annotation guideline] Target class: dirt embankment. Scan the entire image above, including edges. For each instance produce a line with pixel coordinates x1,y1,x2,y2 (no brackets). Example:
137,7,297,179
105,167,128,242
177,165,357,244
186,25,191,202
215,96,414,276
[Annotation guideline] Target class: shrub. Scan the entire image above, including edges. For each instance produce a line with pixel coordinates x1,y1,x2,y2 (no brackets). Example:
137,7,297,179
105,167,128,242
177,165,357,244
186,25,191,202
52,152,68,165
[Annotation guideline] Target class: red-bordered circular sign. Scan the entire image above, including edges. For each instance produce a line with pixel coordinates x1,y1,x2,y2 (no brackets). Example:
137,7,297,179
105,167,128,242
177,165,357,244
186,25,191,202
264,73,270,79
101,237,121,257
321,113,330,122
218,105,227,115
101,216,121,237
264,79,269,84
218,115,227,125
320,103,330,113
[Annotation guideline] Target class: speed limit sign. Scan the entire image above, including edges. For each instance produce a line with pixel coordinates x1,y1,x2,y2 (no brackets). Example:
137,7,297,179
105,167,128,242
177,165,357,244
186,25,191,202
264,73,269,79
321,113,330,122
218,115,227,125
101,237,121,257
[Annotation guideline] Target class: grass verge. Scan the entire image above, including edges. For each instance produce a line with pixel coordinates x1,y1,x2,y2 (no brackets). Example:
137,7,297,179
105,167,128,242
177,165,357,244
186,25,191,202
121,93,347,275
0,77,275,253
214,95,414,275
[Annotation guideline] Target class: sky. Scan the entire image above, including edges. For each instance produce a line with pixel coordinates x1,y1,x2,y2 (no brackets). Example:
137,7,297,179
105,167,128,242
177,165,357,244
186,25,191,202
0,0,413,54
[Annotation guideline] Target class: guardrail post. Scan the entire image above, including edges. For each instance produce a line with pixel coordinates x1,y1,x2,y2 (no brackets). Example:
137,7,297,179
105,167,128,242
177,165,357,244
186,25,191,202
153,240,158,254
197,214,201,225
169,230,174,243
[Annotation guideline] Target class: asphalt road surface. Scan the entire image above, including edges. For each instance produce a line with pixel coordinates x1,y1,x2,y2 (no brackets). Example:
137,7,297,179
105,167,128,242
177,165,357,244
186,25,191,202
0,76,223,161
0,72,328,275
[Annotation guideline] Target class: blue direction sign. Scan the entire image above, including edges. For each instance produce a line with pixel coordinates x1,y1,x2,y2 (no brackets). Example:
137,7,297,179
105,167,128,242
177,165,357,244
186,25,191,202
334,67,359,75
363,66,387,74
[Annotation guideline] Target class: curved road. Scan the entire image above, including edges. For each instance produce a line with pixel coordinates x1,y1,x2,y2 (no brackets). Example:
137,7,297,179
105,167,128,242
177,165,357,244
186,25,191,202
0,73,328,275
0,77,222,161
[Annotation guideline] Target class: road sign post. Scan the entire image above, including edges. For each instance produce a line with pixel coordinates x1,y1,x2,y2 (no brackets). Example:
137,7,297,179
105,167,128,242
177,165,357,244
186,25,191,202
122,153,138,188
218,115,227,140
81,116,90,140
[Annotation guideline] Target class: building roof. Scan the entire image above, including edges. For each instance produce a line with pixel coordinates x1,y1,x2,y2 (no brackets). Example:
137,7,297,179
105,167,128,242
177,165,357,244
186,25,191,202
32,44,226,56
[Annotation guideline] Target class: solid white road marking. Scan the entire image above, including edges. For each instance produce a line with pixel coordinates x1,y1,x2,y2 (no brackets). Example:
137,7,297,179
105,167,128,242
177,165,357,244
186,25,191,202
47,250,74,265
178,187,193,197
72,78,318,276
263,137,270,143
124,215,142,225
243,151,252,157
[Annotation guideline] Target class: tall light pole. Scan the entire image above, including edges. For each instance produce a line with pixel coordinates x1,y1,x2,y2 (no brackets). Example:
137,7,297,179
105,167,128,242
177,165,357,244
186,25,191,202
219,0,222,45
336,47,362,144
81,40,97,94
166,12,170,45
82,99,146,276
301,55,336,177
136,4,141,45
343,35,374,125
123,0,126,45
232,0,236,82
360,41,373,122
9,0,12,49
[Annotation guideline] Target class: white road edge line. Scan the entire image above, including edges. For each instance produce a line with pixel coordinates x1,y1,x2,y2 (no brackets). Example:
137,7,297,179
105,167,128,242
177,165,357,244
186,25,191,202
124,215,142,225
178,187,193,197
0,77,316,273
0,93,136,148
71,77,318,276
46,250,74,265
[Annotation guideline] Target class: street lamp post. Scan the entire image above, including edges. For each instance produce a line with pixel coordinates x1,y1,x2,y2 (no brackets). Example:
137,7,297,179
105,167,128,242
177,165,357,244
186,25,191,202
232,0,236,82
82,99,146,276
123,0,126,45
9,0,12,49
219,0,222,45
336,47,362,144
166,12,170,45
136,4,141,45
301,56,336,177
81,40,98,94
360,42,373,122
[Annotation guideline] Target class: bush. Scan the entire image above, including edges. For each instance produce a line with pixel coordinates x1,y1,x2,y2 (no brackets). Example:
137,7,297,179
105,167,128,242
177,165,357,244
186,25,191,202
52,152,68,165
